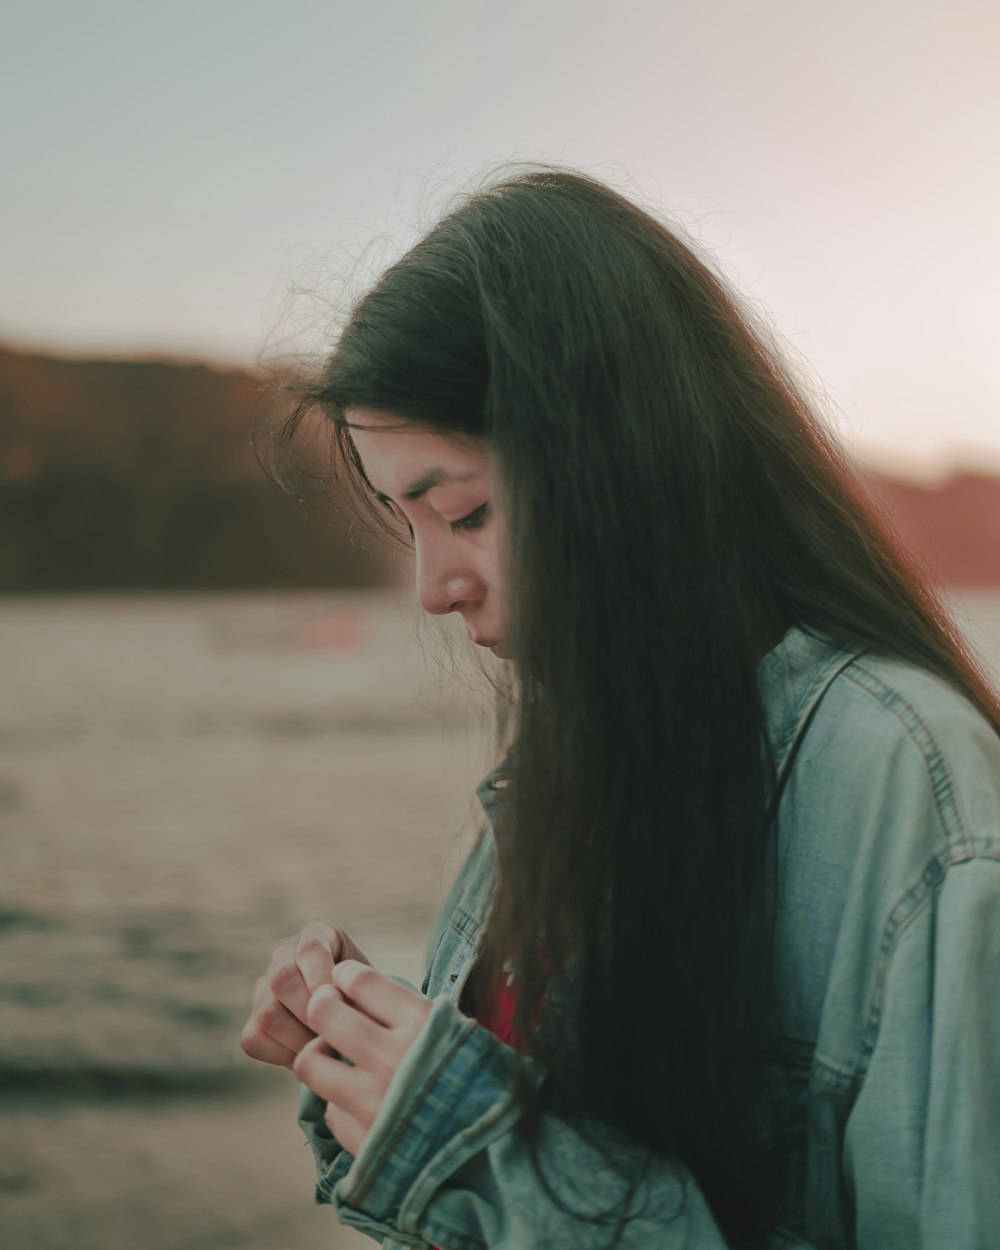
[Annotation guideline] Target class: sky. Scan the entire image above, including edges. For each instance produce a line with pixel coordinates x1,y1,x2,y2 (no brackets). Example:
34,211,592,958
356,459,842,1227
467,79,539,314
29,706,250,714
2,0,998,477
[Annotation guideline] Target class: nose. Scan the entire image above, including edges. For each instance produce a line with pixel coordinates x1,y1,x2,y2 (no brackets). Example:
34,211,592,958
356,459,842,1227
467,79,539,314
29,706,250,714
415,534,482,617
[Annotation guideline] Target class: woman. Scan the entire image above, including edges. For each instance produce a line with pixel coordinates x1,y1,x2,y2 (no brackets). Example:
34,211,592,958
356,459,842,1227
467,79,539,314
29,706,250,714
241,164,1000,1248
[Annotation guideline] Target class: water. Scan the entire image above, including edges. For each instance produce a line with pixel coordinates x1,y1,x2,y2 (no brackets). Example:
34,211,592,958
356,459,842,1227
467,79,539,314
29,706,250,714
0,589,500,1250
1,587,998,1250
943,589,1000,679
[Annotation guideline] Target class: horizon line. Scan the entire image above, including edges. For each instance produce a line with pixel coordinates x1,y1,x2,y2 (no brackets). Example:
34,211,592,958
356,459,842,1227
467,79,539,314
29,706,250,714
2,334,998,486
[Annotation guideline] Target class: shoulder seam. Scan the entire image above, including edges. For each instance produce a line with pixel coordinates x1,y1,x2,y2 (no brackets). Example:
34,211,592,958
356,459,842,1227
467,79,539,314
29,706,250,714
840,659,971,854
812,848,1000,1094
808,658,998,1094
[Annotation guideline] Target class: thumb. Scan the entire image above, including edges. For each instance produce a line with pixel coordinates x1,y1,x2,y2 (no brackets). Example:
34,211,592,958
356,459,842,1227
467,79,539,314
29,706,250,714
295,920,349,994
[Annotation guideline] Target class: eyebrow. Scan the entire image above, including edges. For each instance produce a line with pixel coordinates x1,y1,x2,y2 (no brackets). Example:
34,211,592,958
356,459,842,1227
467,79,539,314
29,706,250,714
370,468,482,505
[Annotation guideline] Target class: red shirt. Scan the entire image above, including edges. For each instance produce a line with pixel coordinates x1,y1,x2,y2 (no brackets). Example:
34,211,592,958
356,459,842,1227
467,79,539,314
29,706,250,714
475,957,522,1048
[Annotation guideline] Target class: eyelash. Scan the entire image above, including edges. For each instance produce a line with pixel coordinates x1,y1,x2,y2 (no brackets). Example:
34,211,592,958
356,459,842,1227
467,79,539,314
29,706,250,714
450,502,490,533
379,501,489,538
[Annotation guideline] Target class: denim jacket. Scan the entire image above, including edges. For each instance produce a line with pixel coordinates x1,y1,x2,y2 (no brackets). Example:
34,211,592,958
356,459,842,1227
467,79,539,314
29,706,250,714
296,624,1000,1248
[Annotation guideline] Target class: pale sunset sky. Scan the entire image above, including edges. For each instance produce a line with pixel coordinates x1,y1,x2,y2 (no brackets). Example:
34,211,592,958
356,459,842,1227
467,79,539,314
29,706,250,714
2,0,998,477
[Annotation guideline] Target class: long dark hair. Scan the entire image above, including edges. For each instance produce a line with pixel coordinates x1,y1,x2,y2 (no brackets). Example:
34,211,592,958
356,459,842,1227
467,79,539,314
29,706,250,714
254,163,1000,1243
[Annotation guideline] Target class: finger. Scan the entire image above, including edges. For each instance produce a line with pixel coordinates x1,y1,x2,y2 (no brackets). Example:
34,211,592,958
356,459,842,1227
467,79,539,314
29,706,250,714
306,984,391,1070
331,960,428,1031
240,1019,298,1068
293,1034,381,1124
268,950,313,1025
324,1099,368,1158
296,920,345,994
254,989,317,1055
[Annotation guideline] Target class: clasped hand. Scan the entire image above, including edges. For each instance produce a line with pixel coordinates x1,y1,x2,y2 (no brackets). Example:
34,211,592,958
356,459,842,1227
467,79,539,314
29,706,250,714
293,960,433,1156
240,919,432,1158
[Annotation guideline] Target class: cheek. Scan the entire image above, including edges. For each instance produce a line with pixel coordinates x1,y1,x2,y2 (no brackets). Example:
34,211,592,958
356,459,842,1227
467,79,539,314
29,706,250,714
482,545,507,603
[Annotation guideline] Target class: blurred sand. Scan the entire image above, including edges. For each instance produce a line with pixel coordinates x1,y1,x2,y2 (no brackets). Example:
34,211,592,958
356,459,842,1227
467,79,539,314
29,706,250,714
1,588,998,1250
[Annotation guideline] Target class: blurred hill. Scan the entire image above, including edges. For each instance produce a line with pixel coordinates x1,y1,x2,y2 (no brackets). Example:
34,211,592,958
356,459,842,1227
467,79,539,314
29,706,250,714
866,471,1000,588
0,341,997,591
0,342,391,591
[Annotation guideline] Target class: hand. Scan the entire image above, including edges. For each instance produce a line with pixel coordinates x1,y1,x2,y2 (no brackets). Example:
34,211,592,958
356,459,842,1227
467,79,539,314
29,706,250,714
240,920,373,1069
292,959,433,1157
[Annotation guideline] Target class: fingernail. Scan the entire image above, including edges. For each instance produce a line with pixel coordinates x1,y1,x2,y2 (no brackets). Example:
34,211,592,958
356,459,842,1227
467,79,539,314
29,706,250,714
310,984,336,1008
333,960,358,988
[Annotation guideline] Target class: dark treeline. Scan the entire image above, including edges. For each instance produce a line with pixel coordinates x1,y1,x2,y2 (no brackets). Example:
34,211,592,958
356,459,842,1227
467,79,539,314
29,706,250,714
0,344,390,592
0,471,387,591
1,342,997,592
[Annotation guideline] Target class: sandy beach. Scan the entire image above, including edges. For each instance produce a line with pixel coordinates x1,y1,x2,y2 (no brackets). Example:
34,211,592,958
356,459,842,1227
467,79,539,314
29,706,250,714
2,587,998,1249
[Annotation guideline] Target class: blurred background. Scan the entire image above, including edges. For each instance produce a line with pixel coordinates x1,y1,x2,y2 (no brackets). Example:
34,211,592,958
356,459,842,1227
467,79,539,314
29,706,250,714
1,2,998,1247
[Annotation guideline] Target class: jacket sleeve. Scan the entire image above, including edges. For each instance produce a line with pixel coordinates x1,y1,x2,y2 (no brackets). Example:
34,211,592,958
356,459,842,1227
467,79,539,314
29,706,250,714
295,829,492,1231
317,993,733,1249
842,856,1000,1247
296,969,422,1243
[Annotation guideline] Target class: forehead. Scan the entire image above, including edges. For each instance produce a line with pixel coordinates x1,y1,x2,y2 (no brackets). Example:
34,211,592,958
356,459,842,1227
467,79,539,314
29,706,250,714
347,409,490,486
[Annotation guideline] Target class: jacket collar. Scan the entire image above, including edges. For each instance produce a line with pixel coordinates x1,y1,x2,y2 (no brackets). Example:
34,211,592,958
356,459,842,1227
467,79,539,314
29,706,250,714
757,624,869,776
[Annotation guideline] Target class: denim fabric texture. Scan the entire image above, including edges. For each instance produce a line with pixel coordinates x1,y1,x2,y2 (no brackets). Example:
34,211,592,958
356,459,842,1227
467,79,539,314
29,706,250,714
296,624,1000,1248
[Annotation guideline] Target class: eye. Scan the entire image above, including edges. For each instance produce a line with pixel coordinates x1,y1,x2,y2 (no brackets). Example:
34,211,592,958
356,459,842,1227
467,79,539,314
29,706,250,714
451,502,489,534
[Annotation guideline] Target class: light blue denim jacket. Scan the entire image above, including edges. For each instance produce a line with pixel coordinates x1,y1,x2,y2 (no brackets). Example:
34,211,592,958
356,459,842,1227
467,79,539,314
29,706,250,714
296,625,1000,1248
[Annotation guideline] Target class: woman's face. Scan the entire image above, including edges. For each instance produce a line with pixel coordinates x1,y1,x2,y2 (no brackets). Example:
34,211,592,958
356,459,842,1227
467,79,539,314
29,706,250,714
348,409,510,658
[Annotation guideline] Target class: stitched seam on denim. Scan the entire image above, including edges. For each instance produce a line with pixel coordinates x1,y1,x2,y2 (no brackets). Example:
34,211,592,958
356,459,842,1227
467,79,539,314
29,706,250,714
425,830,492,990
449,836,496,942
771,645,847,773
809,848,1000,1096
346,1014,478,1207
420,1221,487,1250
842,662,972,853
333,1206,423,1246
770,648,873,812
801,659,980,1092
449,905,482,943
317,1149,354,1200
810,860,943,1095
402,1044,537,1226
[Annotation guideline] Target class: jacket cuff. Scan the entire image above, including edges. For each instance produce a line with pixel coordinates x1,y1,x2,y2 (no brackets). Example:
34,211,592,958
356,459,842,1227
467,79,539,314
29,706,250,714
330,992,544,1235
297,1081,355,1202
